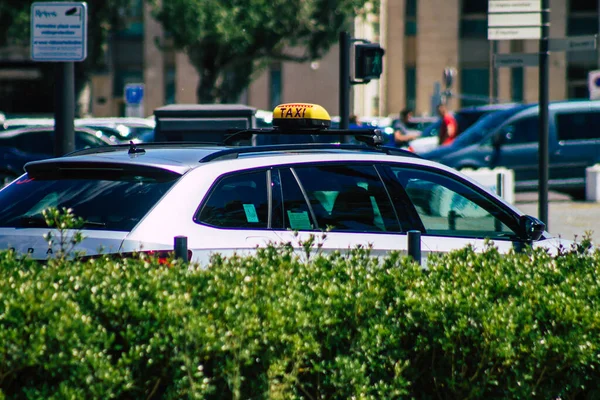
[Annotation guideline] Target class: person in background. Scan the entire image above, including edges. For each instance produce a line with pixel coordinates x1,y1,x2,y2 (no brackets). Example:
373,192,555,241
391,108,420,147
436,103,458,146
349,114,362,129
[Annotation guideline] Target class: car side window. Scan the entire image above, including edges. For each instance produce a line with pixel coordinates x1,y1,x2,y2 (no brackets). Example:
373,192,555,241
387,166,519,240
556,111,600,141
196,171,269,228
502,116,539,145
288,164,401,232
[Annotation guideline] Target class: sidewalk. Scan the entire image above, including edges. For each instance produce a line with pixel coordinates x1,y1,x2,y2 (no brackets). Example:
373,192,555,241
514,192,600,245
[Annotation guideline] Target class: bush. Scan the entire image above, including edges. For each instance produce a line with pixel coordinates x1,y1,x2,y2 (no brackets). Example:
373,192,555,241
0,238,599,399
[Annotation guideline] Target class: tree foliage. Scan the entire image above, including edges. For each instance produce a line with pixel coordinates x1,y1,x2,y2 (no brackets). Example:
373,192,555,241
151,0,376,103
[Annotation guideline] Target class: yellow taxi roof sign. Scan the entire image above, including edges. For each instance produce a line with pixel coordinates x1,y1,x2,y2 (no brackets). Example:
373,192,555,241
272,103,331,129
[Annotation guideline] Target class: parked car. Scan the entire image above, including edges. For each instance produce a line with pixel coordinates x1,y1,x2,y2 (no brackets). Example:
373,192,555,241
75,117,155,142
0,103,570,264
407,103,523,154
421,100,600,199
0,126,113,186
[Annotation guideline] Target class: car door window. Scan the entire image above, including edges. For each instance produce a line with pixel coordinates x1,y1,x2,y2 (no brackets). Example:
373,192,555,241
556,111,600,141
196,170,269,229
502,116,539,145
387,166,519,240
15,131,53,154
287,164,401,232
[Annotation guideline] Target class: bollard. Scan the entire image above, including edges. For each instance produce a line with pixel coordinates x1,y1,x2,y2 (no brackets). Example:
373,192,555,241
495,173,504,232
174,235,188,261
496,172,504,198
407,230,421,265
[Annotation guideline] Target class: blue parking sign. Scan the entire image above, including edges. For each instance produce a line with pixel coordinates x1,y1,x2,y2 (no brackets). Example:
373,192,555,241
125,84,144,105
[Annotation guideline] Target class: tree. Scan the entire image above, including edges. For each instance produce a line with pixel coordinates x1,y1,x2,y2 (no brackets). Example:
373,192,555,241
0,0,135,115
150,0,376,104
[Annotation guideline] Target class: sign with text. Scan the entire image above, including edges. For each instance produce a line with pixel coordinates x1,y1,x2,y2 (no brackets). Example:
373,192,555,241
487,0,541,40
31,2,88,62
549,35,597,52
588,70,600,100
488,27,541,40
494,53,539,68
488,0,541,13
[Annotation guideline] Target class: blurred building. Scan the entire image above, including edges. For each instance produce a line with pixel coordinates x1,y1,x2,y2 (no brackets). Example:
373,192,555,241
0,0,598,117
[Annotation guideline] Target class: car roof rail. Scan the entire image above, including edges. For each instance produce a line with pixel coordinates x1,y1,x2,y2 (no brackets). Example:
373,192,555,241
64,141,227,157
199,143,422,163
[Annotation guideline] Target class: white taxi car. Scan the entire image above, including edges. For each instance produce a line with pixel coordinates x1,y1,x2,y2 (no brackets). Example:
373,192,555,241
0,103,570,265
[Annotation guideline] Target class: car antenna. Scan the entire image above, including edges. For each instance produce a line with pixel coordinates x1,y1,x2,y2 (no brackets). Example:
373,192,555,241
128,141,145,155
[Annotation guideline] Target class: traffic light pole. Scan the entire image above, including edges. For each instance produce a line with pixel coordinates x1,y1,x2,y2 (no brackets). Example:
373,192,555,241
538,0,550,228
339,31,351,130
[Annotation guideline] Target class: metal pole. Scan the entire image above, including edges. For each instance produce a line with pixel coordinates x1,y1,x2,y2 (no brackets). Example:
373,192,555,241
538,0,550,228
407,230,421,265
339,31,350,129
174,235,188,261
54,62,75,157
492,41,499,104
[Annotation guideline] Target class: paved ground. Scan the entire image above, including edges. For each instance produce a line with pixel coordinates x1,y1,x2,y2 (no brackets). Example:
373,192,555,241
514,191,600,245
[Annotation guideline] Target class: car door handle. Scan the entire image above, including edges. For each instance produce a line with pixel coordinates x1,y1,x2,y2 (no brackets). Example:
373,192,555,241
245,236,272,247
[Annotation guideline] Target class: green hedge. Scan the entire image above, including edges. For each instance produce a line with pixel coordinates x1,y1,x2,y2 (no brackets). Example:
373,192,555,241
0,239,599,399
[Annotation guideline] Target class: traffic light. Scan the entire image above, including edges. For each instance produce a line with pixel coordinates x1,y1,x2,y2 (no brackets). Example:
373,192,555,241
354,43,385,81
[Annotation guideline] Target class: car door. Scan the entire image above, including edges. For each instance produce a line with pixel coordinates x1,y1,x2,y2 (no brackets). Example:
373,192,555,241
380,164,526,255
271,163,410,258
550,108,600,191
487,115,542,190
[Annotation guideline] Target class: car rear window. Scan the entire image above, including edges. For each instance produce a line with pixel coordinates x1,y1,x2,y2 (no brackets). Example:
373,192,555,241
0,172,179,231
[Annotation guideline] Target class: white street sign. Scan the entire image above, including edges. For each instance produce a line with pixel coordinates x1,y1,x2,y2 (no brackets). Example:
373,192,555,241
488,27,541,40
31,2,88,62
494,53,539,68
488,0,541,13
488,12,542,27
588,70,600,100
549,36,597,52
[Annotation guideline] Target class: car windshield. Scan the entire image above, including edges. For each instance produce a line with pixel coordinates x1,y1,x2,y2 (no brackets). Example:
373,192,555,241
0,171,179,231
453,107,525,146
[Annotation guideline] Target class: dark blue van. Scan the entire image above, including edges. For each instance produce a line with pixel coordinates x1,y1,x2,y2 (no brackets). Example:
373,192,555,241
422,100,600,199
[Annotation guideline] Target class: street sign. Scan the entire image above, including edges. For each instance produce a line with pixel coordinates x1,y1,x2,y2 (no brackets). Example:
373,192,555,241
488,0,541,13
30,2,88,62
488,27,541,40
487,0,541,40
125,83,144,105
549,35,597,52
488,13,542,27
588,70,600,100
494,53,539,68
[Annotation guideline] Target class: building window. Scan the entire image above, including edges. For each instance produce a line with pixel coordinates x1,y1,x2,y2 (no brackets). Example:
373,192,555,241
460,19,487,38
569,0,598,12
405,0,417,36
568,65,593,99
511,67,523,102
462,0,487,14
405,67,416,110
460,68,489,107
269,64,282,109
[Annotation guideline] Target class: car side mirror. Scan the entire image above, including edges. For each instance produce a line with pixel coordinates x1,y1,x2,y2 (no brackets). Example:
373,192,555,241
519,215,545,241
